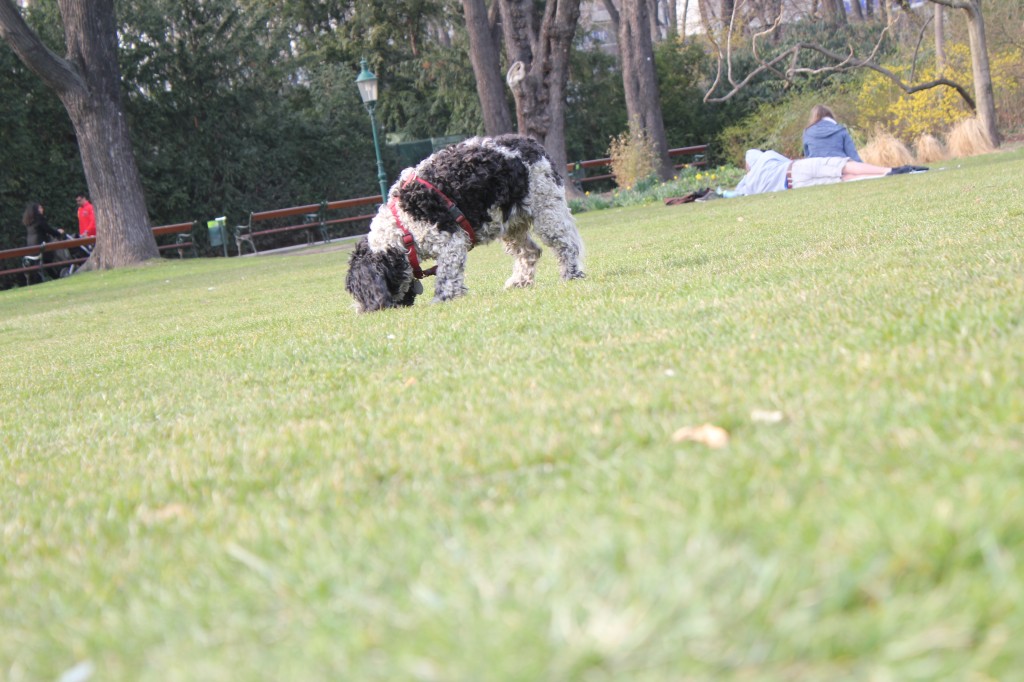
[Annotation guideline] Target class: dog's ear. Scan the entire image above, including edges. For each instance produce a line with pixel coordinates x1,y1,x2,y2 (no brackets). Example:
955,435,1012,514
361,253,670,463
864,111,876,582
345,238,394,313
399,279,423,307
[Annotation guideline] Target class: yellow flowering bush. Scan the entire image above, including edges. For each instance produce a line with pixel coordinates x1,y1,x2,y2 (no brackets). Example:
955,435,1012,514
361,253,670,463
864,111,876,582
857,44,1022,140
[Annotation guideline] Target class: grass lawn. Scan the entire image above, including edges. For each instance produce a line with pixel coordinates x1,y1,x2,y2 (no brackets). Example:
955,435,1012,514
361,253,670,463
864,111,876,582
2,150,1023,681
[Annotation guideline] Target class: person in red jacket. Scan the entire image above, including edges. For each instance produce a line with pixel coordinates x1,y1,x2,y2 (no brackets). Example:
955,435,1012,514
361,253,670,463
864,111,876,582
76,194,96,237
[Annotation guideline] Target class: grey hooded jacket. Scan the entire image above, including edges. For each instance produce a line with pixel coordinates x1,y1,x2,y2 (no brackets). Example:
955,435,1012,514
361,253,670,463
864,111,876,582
802,118,861,162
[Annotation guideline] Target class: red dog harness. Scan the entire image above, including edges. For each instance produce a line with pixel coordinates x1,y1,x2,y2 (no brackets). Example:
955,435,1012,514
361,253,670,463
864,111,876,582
388,175,477,280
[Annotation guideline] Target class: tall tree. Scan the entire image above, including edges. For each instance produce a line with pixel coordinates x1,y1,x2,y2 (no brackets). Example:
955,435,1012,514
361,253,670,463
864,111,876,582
665,0,678,37
0,0,157,268
933,0,998,144
463,0,514,135
614,0,673,179
498,0,582,193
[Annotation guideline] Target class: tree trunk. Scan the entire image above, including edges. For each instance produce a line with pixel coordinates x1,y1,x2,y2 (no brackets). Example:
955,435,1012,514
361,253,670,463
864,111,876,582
65,90,155,268
499,0,582,196
959,0,999,146
666,0,678,37
720,0,734,24
934,4,945,72
463,0,515,136
618,0,673,179
697,0,714,35
850,0,865,22
647,0,660,42
823,0,847,25
601,0,620,36
0,0,157,268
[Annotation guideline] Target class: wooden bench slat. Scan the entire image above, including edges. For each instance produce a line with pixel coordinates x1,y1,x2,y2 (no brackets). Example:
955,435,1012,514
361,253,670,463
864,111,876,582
40,237,93,252
323,196,381,211
668,145,710,156
2,264,57,276
0,245,44,260
3,256,88,276
247,223,322,238
322,213,374,227
151,223,194,237
250,204,322,222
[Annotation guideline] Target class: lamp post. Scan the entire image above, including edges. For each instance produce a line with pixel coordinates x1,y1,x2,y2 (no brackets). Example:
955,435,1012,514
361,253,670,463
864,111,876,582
355,58,389,203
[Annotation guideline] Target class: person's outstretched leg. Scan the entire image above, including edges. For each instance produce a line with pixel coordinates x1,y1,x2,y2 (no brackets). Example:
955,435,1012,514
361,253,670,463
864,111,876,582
841,161,892,180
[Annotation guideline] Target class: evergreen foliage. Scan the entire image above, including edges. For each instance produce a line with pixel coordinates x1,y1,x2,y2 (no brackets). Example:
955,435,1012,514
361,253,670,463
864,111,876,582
655,39,761,165
116,0,378,241
565,45,626,163
0,4,84,247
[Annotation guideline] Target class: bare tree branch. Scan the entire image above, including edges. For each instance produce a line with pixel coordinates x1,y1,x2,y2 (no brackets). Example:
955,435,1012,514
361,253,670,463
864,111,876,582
600,0,620,28
926,0,973,10
703,7,977,111
909,13,935,82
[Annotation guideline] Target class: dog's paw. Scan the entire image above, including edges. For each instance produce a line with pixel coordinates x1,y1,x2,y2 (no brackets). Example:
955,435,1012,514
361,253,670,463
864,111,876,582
504,276,535,289
562,269,586,281
432,286,468,304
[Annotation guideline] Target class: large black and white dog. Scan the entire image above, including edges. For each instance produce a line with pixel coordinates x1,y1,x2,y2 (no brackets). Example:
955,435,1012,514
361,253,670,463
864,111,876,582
345,135,585,313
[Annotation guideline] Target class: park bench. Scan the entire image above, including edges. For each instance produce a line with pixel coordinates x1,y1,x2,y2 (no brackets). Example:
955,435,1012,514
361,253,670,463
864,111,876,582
152,222,196,259
0,221,196,287
235,195,380,255
568,143,709,187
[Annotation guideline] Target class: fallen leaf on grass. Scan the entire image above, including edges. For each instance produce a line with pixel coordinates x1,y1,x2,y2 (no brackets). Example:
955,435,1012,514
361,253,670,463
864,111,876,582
750,409,784,424
137,503,189,524
672,423,730,449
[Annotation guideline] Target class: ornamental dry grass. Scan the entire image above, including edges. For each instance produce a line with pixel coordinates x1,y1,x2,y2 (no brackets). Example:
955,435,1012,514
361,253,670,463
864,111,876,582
608,123,657,190
914,133,948,164
947,116,996,158
860,130,914,167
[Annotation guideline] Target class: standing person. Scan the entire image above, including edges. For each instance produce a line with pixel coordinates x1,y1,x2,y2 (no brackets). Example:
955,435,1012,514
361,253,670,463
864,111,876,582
802,105,862,162
23,202,66,282
731,149,925,197
76,193,96,238
23,202,64,246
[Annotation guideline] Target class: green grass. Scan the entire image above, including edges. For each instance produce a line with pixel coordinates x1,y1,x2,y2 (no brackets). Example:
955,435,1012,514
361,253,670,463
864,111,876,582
2,151,1023,681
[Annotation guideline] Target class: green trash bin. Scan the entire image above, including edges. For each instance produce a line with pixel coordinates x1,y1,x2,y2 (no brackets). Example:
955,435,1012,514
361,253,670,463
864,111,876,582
207,216,227,257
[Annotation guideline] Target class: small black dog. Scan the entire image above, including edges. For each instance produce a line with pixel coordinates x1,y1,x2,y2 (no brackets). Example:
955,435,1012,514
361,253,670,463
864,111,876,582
345,135,585,313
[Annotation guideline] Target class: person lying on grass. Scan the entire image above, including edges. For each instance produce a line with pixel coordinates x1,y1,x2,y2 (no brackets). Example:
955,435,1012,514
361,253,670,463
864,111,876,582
730,149,928,197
